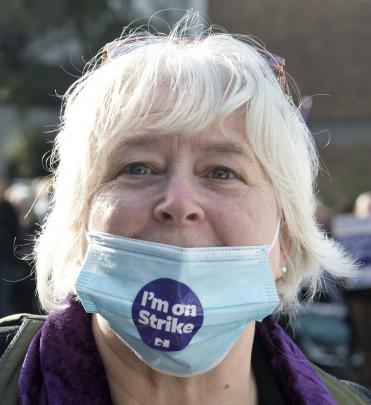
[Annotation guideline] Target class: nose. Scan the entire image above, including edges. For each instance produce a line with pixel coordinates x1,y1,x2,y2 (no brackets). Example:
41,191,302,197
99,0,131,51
153,177,205,226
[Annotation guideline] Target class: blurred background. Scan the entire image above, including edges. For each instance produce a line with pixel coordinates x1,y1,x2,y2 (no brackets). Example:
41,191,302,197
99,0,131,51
1,0,370,389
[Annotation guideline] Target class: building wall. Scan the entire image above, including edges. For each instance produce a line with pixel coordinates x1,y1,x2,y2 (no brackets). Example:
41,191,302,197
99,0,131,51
208,0,371,121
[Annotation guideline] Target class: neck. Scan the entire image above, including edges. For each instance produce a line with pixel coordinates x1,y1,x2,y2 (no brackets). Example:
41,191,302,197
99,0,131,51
92,315,258,405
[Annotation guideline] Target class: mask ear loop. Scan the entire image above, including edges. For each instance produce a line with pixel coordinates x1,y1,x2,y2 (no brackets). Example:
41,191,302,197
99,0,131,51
268,219,280,254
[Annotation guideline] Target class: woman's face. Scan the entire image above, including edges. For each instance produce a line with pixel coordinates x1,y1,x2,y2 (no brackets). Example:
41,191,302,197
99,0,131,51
89,112,284,279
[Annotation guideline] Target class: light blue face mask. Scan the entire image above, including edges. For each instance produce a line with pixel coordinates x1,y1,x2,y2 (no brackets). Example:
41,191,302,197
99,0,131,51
76,227,280,377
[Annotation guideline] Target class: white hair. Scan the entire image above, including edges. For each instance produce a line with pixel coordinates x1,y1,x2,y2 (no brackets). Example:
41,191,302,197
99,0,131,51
34,12,356,314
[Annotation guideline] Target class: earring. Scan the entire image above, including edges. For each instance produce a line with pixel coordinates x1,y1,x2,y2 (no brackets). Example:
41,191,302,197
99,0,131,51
281,266,287,274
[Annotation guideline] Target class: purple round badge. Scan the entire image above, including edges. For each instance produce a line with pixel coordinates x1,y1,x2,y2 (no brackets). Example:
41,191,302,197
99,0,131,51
132,278,204,352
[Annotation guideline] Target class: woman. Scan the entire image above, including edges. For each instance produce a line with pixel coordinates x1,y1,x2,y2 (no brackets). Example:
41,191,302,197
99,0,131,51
1,13,370,405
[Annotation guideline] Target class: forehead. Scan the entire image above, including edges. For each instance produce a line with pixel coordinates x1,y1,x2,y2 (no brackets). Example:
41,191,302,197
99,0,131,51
112,110,252,155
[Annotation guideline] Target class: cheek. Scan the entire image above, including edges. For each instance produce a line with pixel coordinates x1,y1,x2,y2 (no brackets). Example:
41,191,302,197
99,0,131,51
211,189,277,246
88,185,151,236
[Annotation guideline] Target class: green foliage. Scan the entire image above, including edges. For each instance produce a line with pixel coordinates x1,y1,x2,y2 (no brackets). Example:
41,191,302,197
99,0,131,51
5,127,54,178
0,0,131,106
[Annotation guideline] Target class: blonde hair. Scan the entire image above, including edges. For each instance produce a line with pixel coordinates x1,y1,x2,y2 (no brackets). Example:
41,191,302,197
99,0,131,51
34,12,355,313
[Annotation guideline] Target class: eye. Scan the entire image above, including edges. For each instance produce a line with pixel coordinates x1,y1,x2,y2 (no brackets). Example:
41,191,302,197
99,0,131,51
209,167,237,180
122,162,153,175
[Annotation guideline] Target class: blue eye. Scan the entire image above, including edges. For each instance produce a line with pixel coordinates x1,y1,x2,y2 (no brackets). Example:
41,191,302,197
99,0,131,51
124,163,152,175
210,167,236,180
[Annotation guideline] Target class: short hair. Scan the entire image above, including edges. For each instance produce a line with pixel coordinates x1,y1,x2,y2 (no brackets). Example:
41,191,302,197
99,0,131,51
34,13,355,314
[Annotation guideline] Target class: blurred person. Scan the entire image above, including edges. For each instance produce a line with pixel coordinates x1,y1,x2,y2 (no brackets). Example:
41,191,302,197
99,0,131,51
3,181,40,314
4,181,33,223
0,179,20,317
342,191,371,387
354,192,371,219
1,12,370,404
31,177,52,224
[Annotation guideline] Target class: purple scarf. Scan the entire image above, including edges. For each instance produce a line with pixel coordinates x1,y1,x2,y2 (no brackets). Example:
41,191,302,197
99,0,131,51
19,298,336,405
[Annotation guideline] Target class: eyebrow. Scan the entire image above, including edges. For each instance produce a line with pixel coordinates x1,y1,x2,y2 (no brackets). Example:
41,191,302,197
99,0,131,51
114,132,253,161
115,132,165,150
200,141,251,157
